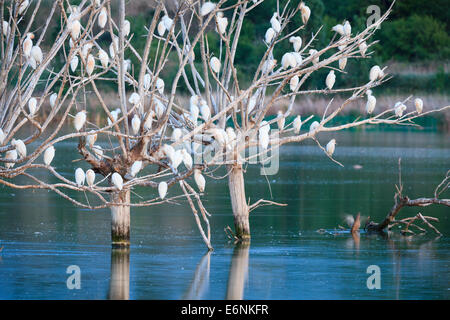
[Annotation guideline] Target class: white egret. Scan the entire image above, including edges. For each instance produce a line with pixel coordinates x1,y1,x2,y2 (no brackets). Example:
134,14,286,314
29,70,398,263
144,111,154,131
109,36,118,58
200,2,216,16
70,56,79,72
365,90,376,115
5,150,18,169
144,73,152,90
92,145,103,159
292,52,303,67
81,43,93,59
270,13,281,33
128,92,140,105
265,27,275,44
70,19,81,40
86,169,95,187
259,130,269,150
226,127,237,147
300,2,311,24
50,93,58,108
157,21,166,36
415,98,423,114
98,7,107,28
162,15,173,31
293,115,302,134
181,149,193,170
290,75,299,91
43,146,55,166
2,20,10,37
130,161,142,177
289,36,302,52
308,49,319,64
200,100,211,121
216,12,228,34
131,114,141,135
369,65,382,81
23,33,34,57
262,58,277,73
86,54,95,76
123,59,132,73
28,97,37,115
12,139,26,158
194,169,206,192
326,139,336,156
281,52,296,69
277,111,285,131
394,102,407,118
210,57,221,73
326,70,336,89
0,128,5,145
309,121,320,134
359,41,367,57
156,78,164,95
343,21,351,36
332,24,344,36
154,98,165,119
171,128,182,142
108,108,120,126
28,56,37,70
111,172,123,191
162,144,175,162
75,168,85,186
98,49,109,68
123,20,130,37
171,150,183,169
31,46,43,65
74,111,87,131
86,131,97,147
339,57,347,70
18,0,30,15
190,95,200,123
158,181,168,199
247,93,257,114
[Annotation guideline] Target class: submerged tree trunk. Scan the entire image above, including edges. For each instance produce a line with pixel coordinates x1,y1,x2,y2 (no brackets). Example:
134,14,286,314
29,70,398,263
111,190,131,247
227,164,250,240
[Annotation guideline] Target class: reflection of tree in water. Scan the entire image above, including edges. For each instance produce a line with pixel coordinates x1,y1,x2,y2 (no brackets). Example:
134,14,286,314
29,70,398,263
108,248,130,300
226,242,250,300
183,251,211,300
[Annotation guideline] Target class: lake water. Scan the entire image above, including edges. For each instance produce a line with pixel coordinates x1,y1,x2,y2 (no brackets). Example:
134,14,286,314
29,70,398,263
0,130,449,299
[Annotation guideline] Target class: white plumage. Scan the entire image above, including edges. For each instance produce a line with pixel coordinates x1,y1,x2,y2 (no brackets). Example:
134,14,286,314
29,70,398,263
144,73,152,90
70,19,81,40
0,128,5,145
70,56,79,72
216,12,228,34
394,102,407,118
309,121,320,134
18,0,29,15
86,169,95,187
339,57,347,70
332,24,345,36
326,70,336,89
5,150,18,169
415,98,423,114
74,111,87,131
131,114,141,135
92,145,103,159
326,139,336,156
343,21,351,36
200,100,211,121
23,33,34,57
98,49,109,68
365,90,376,114
194,169,206,192
86,54,95,76
81,43,93,59
308,49,319,64
157,21,166,36
12,139,26,158
270,13,281,33
190,95,200,123
369,65,382,82
200,2,216,16
281,52,296,69
265,27,275,44
300,2,311,24
75,168,85,186
171,128,182,142
359,41,368,57
130,161,142,177
111,172,123,191
28,97,37,115
31,46,43,64
128,92,140,105
162,15,173,31
2,20,10,37
156,78,164,95
210,57,221,73
290,75,299,92
277,111,285,131
293,115,302,134
43,146,55,166
86,131,97,147
158,181,168,199
123,20,130,36
181,149,193,170
98,7,108,28
289,36,302,52
50,93,58,108
263,58,277,73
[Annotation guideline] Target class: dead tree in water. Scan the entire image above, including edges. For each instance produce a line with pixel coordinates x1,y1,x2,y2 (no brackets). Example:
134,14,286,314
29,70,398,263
366,159,449,235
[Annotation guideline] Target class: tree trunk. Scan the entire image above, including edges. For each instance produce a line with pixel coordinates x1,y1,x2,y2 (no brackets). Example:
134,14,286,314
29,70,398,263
111,190,130,247
108,248,130,300
227,164,250,240
226,242,250,300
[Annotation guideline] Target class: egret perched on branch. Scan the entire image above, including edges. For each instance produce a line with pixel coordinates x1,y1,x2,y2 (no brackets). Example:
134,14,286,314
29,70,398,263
289,36,302,52
92,145,103,160
190,95,200,123
326,70,336,90
326,139,336,156
86,54,95,76
270,13,281,33
12,139,27,158
300,2,311,24
309,121,320,134
265,27,275,44
293,115,302,134
332,24,344,36
129,92,140,105
157,21,166,36
81,43,93,59
394,102,407,117
23,33,34,57
2,20,10,37
144,73,152,90
31,46,43,65
112,172,123,191
171,128,182,142
43,146,55,166
131,114,141,135
181,149,193,170
49,93,57,108
86,169,95,187
162,15,173,31
259,121,270,150
290,75,299,91
200,2,216,16
415,98,423,114
277,111,285,131
365,90,376,115
158,181,168,199
343,21,351,36
70,56,79,72
369,65,382,82
98,49,109,68
359,41,368,57
107,108,121,126
339,58,347,70
69,19,81,40
109,36,118,59
74,111,87,131
263,58,277,74
200,100,211,121
194,169,206,192
210,57,221,73
0,128,5,145
308,49,319,64
75,168,85,186
156,78,164,95
216,12,228,34
130,161,142,177
28,97,37,115
5,150,18,169
281,53,296,69
18,0,30,15
98,7,107,28
86,131,97,147
123,20,131,37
